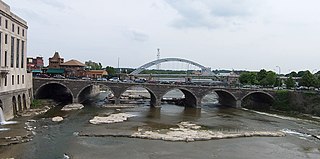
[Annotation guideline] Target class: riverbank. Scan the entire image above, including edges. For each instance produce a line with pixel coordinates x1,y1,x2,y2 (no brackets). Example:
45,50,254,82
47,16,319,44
0,99,56,147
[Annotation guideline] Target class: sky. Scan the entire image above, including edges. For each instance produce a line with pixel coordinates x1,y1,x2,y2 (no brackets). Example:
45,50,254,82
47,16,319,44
4,0,320,73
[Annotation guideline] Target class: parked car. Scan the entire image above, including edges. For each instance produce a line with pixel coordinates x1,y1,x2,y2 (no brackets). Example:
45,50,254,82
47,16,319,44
109,77,120,82
81,77,91,80
53,75,65,79
97,78,108,81
38,74,50,78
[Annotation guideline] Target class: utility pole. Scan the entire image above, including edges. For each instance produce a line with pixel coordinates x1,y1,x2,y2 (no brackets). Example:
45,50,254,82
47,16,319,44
156,48,160,70
276,66,281,89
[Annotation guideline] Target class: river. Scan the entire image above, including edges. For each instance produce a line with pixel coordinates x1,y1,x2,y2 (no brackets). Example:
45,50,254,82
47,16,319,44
0,91,320,159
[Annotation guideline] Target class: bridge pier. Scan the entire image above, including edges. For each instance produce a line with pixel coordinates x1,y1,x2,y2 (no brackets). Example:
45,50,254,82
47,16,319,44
236,100,242,108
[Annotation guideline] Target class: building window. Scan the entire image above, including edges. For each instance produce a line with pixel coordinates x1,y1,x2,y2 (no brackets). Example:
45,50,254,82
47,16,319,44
17,75,19,84
5,19,7,29
0,16,1,26
22,75,24,84
12,24,14,32
21,41,24,68
16,39,20,68
4,51,7,67
22,29,24,37
0,32,1,66
18,27,20,35
10,37,14,68
5,34,7,44
12,75,14,85
4,76,7,86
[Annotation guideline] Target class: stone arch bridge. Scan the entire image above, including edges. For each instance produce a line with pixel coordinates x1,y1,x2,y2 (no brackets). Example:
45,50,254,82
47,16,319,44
33,78,277,108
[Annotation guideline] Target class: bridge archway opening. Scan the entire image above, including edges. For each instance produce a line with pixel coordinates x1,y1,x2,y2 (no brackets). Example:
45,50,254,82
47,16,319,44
23,94,27,110
18,95,22,112
161,88,197,108
201,91,219,107
35,83,73,104
201,90,237,107
77,84,115,106
241,91,274,111
120,86,157,106
12,96,17,116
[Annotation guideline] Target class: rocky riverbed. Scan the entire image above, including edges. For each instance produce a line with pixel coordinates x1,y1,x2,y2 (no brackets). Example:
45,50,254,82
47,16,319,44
89,113,136,124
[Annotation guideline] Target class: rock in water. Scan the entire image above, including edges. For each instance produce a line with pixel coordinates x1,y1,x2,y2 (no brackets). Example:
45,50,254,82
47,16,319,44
61,104,84,111
89,113,135,124
52,116,63,122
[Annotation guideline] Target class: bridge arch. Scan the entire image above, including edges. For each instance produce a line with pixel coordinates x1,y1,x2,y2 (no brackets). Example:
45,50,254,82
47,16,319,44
35,82,74,103
161,87,198,108
201,89,238,107
130,58,211,75
119,85,158,107
76,84,116,103
241,91,275,110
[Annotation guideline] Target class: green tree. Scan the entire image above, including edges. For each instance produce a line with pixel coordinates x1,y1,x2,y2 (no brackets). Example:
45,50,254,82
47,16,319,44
285,76,295,89
239,72,257,85
257,69,267,82
299,71,316,87
285,71,298,77
85,60,103,70
105,66,116,75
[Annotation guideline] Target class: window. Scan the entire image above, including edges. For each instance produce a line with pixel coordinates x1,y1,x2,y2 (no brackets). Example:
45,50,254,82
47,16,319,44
17,75,19,84
0,32,1,66
0,16,1,26
5,19,7,29
4,34,7,44
18,27,20,35
4,51,7,67
22,29,24,37
12,75,14,85
4,76,7,86
16,39,20,68
22,75,24,84
10,37,14,68
12,24,14,32
21,41,24,68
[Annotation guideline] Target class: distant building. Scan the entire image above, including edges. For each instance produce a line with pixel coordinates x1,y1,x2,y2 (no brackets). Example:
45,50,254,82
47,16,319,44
27,56,44,71
0,1,32,120
86,70,108,79
48,52,64,68
60,59,86,77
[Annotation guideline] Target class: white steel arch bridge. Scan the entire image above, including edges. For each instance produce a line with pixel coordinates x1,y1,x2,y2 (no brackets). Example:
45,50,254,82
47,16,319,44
129,58,213,75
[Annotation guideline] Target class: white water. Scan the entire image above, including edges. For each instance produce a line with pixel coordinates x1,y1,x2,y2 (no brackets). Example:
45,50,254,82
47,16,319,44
241,108,320,124
0,107,18,125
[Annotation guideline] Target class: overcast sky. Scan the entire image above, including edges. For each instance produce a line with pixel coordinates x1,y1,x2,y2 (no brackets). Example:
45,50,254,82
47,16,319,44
4,0,320,73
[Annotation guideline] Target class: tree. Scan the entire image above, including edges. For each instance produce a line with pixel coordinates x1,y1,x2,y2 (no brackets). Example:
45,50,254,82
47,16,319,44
105,66,116,76
285,71,298,77
299,70,316,87
285,76,295,89
257,69,267,82
85,60,103,70
239,72,257,85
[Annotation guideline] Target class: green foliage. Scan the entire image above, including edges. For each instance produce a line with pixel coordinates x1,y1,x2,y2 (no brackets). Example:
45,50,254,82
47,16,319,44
31,99,43,108
285,71,298,77
105,66,116,75
285,76,295,89
85,60,103,70
239,72,257,85
299,70,317,87
273,90,290,111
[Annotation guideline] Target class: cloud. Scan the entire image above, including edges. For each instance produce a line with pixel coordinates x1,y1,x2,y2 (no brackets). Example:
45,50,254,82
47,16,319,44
165,0,257,29
124,29,149,42
38,0,67,10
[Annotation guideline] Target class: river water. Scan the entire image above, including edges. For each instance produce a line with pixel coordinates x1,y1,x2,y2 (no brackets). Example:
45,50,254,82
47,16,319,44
0,91,320,159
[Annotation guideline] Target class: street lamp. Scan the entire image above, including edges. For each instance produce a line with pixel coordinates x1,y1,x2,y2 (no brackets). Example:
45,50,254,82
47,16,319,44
276,66,281,89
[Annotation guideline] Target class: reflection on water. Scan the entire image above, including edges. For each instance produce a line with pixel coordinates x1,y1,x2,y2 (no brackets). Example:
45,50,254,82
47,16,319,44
1,92,320,159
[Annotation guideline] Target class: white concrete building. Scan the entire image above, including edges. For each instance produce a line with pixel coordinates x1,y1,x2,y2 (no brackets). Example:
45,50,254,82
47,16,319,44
0,1,32,120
